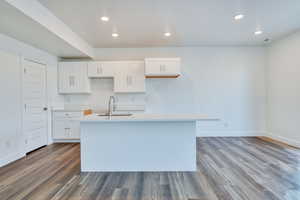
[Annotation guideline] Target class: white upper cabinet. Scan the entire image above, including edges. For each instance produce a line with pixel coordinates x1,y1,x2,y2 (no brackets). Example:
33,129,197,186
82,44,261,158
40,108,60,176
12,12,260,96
88,61,114,78
145,58,181,78
114,61,145,93
58,62,91,94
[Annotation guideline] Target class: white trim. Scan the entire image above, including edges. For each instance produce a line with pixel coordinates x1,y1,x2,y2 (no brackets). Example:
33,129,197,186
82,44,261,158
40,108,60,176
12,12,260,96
53,139,80,143
24,58,46,66
197,131,266,137
265,133,300,148
19,55,25,158
0,152,25,167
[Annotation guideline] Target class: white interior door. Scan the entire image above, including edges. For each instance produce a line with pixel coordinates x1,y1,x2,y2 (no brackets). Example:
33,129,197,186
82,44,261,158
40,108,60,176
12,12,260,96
23,59,47,153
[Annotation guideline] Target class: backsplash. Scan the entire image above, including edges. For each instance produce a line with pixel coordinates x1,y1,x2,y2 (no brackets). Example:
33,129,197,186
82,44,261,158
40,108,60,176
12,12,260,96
63,78,146,113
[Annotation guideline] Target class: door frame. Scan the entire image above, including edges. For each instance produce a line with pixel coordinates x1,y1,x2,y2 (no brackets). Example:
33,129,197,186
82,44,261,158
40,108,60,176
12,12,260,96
21,57,48,153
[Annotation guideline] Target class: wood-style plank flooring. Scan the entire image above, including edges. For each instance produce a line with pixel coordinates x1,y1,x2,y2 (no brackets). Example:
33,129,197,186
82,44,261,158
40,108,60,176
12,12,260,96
0,137,299,200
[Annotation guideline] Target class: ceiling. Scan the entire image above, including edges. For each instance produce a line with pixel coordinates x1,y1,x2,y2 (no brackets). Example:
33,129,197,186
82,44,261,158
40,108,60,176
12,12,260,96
0,1,91,57
36,0,300,48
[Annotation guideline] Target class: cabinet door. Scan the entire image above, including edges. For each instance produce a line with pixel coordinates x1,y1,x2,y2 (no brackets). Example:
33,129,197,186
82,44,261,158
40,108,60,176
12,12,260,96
69,120,80,139
59,62,78,93
53,120,70,139
145,58,181,76
114,62,145,93
58,63,71,93
126,62,145,92
58,62,91,94
113,63,126,92
161,61,180,75
88,62,114,78
76,63,91,93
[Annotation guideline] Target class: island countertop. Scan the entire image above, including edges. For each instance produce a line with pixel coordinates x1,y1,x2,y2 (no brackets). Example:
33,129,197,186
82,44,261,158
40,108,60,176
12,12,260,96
79,114,220,122
80,113,212,172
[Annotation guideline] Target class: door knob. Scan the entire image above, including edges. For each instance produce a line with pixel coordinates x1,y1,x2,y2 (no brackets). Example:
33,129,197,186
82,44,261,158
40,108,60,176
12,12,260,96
43,107,48,111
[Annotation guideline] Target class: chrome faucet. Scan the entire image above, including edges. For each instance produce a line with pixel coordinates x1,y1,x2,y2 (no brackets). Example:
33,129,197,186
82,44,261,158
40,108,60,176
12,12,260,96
108,96,116,118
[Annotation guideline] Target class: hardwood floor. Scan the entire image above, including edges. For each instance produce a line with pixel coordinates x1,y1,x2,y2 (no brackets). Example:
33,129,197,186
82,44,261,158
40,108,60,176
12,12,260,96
0,137,299,200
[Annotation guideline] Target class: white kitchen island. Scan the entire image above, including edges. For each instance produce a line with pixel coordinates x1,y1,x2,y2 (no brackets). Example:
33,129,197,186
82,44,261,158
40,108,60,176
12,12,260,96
80,114,218,172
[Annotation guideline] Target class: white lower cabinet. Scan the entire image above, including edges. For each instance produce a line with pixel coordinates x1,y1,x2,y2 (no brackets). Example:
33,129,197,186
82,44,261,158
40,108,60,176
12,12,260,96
52,111,82,140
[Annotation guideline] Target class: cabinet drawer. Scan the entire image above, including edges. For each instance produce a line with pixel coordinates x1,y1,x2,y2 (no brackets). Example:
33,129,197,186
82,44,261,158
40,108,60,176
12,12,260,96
53,112,82,120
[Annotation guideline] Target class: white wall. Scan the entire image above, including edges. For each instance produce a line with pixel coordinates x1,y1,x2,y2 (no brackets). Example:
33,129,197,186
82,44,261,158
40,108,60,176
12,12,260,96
267,31,300,147
0,33,62,166
0,50,23,166
65,47,267,137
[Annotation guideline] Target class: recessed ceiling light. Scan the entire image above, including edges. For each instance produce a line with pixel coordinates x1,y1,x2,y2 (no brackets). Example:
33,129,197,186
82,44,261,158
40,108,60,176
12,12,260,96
164,32,171,37
254,30,263,35
101,16,109,22
112,33,119,38
234,14,244,20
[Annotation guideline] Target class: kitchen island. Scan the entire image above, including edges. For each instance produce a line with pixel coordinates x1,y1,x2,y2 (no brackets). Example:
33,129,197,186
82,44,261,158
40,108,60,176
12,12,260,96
80,114,218,172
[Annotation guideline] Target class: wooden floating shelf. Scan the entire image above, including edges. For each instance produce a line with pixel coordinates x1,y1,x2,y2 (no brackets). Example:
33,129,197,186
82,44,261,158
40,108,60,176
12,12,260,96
145,75,180,78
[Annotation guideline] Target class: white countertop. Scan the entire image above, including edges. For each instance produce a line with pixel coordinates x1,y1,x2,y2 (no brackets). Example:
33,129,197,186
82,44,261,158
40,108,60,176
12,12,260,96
80,114,220,122
52,109,84,112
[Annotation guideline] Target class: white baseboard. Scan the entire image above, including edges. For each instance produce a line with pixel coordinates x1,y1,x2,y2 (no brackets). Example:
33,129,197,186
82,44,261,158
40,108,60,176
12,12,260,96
53,139,80,143
0,152,25,167
265,133,300,148
52,133,266,142
197,131,266,137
